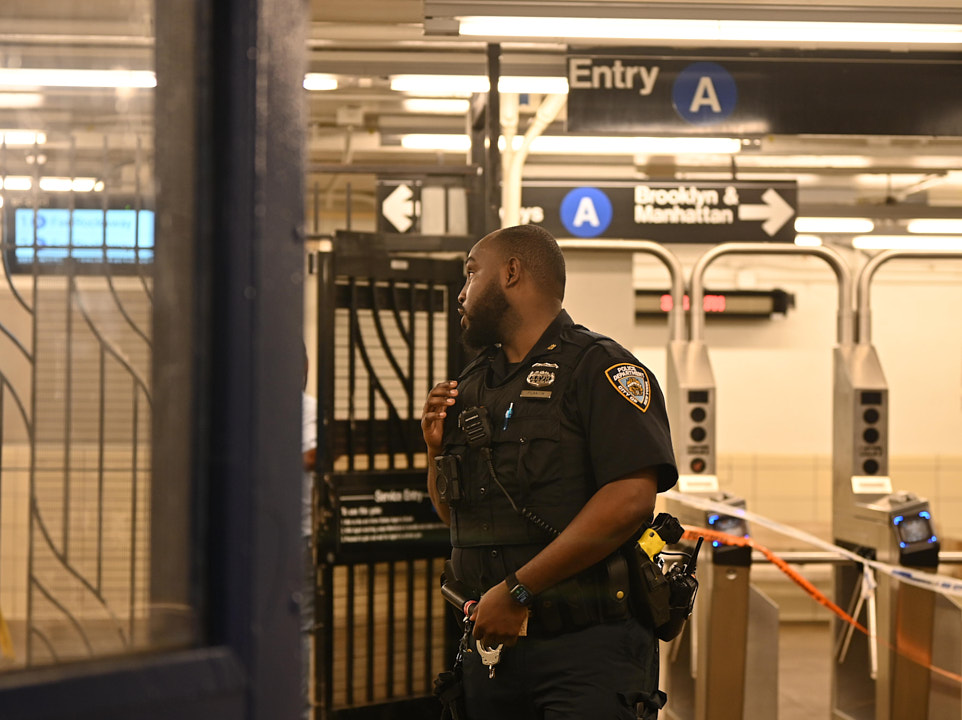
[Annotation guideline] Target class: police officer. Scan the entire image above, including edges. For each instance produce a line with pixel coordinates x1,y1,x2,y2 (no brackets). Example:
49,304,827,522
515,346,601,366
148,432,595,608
422,225,678,719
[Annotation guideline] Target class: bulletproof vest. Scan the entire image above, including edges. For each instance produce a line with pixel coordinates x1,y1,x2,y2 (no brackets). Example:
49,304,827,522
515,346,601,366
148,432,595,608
441,326,605,548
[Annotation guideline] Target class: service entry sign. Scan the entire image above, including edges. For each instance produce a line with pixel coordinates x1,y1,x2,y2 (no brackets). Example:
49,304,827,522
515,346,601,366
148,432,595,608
522,180,797,243
332,473,449,562
566,51,962,136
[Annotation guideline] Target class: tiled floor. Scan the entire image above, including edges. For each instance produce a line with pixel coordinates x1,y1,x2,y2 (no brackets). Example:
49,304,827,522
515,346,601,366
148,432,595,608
779,622,832,720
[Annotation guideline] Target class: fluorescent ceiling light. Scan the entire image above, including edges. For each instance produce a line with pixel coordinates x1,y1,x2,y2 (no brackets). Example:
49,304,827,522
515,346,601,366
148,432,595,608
0,93,43,109
391,75,568,96
457,17,962,45
0,69,156,89
853,235,962,250
0,69,341,93
795,217,874,233
0,176,102,192
0,176,32,191
531,135,741,155
401,134,472,152
38,177,100,192
0,130,45,146
500,76,568,94
402,98,471,114
400,134,741,155
304,73,337,91
794,234,823,247
738,155,872,169
907,219,962,234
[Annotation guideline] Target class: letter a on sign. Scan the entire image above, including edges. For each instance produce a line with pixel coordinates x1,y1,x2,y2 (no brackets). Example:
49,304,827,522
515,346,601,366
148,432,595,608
574,197,600,227
672,62,737,125
689,76,722,113
560,186,613,238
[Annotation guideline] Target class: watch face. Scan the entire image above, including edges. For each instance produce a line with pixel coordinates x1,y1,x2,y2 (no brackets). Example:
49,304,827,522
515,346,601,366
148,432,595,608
511,584,532,606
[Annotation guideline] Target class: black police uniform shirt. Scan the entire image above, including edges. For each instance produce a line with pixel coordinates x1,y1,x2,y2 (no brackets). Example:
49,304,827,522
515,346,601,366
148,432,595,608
444,309,678,603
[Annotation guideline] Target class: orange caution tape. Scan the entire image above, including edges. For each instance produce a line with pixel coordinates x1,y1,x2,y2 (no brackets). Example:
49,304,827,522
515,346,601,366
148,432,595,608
683,526,962,686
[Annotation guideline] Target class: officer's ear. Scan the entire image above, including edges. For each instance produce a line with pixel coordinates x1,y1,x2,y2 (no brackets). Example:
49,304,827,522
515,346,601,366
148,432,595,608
504,256,522,288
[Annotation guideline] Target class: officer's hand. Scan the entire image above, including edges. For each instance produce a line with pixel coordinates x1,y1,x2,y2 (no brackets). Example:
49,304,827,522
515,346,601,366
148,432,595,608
471,581,527,648
421,381,457,455
302,447,316,472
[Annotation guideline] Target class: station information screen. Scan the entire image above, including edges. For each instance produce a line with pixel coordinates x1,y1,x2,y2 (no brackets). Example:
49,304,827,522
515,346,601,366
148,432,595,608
7,205,154,272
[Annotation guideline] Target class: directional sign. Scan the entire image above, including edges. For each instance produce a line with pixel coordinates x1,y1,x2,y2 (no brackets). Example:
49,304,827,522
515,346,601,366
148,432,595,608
522,180,798,243
737,188,795,237
567,51,962,136
381,183,417,233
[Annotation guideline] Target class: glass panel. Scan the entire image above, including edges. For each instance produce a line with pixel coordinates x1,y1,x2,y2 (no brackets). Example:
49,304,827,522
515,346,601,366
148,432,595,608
0,0,191,671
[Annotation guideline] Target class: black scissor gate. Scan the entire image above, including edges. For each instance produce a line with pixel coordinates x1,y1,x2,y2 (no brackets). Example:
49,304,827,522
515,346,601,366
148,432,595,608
312,232,465,719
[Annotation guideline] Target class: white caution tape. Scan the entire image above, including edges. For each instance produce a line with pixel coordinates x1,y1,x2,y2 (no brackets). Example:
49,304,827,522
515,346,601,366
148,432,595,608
663,490,962,598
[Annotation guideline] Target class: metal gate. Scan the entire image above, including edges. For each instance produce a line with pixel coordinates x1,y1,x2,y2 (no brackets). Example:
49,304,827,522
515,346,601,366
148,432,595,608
0,133,154,670
312,232,465,719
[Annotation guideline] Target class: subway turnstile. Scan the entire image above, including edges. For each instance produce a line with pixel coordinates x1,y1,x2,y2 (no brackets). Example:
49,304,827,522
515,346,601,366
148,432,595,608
831,249,962,720
663,341,777,720
664,242,855,720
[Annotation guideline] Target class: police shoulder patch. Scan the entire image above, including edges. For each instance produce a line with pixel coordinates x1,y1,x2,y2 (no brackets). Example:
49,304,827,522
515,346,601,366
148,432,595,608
604,363,651,412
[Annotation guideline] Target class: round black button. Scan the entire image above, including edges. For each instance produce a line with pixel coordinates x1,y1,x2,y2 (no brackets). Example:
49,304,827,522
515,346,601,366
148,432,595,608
690,458,706,473
690,407,707,423
690,427,707,442
863,409,880,424
863,459,880,475
863,428,880,444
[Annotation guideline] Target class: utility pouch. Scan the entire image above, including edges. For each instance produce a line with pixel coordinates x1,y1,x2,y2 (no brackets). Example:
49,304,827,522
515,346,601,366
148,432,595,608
626,544,672,630
602,552,632,619
625,515,702,642
434,455,462,506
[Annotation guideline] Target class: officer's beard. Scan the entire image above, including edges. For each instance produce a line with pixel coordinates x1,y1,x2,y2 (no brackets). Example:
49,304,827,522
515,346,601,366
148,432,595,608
461,281,510,352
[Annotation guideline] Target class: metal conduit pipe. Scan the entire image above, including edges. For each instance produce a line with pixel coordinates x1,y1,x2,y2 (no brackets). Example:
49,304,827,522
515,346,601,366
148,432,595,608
501,93,567,228
557,239,685,343
857,249,962,344
690,243,855,347
499,92,520,223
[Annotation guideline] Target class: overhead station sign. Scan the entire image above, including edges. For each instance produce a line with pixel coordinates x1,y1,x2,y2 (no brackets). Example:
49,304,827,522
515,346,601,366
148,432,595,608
523,180,797,243
566,51,962,136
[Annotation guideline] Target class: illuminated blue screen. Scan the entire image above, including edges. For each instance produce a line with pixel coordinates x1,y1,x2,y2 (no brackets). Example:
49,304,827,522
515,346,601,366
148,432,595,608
15,208,154,264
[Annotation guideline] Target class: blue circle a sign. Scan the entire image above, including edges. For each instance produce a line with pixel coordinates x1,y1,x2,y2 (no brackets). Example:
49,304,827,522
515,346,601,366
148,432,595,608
672,62,738,125
559,187,613,238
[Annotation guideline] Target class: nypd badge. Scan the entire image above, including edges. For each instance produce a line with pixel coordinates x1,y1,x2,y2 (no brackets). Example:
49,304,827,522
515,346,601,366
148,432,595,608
526,367,556,388
605,363,651,412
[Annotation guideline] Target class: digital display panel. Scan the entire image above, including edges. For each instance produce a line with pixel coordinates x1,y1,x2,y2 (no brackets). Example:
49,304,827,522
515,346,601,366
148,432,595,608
11,207,154,267
688,390,709,404
860,391,883,406
635,289,795,318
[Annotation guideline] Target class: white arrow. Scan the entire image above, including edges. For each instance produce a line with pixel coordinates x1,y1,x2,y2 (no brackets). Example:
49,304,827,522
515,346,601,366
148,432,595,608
737,188,795,236
382,184,415,233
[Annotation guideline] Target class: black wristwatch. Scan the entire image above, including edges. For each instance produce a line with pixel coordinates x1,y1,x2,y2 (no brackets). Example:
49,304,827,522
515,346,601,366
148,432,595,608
506,572,534,607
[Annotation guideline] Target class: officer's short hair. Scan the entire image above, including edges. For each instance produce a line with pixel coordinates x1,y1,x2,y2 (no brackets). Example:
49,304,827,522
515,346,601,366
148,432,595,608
491,224,566,300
